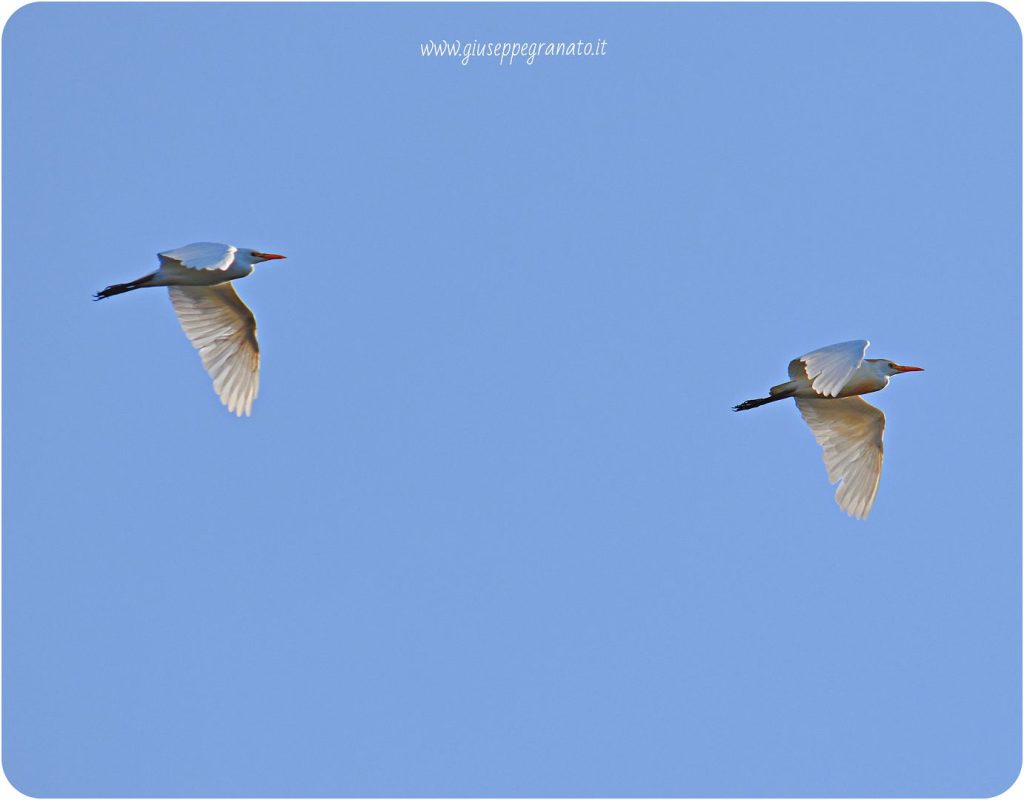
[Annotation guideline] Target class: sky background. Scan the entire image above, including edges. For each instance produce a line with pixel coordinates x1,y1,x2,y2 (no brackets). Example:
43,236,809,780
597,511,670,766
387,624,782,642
2,2,1021,797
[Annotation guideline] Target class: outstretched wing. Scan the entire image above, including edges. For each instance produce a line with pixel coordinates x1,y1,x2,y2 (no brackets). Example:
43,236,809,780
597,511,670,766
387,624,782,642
159,242,237,272
788,339,869,397
794,396,885,519
168,284,259,416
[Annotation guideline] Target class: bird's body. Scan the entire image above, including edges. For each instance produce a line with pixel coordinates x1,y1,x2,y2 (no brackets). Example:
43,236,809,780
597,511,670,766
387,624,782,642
94,242,286,416
734,340,922,519
775,358,902,400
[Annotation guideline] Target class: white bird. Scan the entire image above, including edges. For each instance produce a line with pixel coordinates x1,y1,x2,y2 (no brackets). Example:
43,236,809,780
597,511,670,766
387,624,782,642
94,242,286,416
733,340,922,519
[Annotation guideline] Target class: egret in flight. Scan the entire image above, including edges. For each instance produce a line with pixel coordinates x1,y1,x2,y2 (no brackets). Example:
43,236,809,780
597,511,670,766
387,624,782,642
94,242,286,417
733,340,922,519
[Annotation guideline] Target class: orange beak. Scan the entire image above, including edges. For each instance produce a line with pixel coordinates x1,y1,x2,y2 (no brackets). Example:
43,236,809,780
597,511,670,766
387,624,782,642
255,252,286,260
895,364,923,372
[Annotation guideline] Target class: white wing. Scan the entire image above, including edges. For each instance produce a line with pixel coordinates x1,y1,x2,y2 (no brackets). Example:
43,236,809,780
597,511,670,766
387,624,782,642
159,242,237,271
168,284,259,417
789,339,869,397
794,396,884,519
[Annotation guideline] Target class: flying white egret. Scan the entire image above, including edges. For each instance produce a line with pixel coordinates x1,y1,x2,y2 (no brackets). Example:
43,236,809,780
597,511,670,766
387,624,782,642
733,340,922,519
94,242,286,417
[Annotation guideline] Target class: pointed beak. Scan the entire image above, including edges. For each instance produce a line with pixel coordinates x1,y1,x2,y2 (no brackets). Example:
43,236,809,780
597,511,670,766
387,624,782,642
255,252,286,261
895,364,923,372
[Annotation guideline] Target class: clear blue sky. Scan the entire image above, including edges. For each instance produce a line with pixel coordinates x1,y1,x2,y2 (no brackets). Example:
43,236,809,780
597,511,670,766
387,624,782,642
3,2,1020,796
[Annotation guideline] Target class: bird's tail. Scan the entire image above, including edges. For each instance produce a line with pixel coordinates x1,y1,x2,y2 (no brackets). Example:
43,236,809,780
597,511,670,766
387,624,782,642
734,395,782,411
733,383,796,412
93,274,154,300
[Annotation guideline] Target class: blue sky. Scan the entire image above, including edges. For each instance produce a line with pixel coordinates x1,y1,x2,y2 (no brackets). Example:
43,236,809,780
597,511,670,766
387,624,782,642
2,2,1020,796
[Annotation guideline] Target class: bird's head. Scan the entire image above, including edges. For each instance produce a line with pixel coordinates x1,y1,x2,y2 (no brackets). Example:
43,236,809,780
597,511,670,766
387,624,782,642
872,358,924,377
252,250,286,264
238,248,287,266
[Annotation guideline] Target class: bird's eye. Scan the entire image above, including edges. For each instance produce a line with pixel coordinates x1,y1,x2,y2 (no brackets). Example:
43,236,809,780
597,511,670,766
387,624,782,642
889,363,896,368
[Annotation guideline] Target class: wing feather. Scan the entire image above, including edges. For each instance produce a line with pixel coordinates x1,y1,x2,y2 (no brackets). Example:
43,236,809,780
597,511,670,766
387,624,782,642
159,242,237,272
168,284,259,416
794,396,885,519
788,340,869,397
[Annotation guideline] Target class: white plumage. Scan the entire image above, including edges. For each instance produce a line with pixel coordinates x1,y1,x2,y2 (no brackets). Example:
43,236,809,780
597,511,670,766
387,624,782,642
793,396,884,520
160,242,239,272
94,242,286,416
734,340,922,519
795,339,869,398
